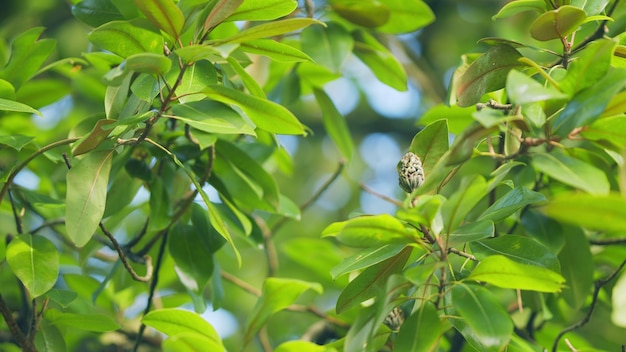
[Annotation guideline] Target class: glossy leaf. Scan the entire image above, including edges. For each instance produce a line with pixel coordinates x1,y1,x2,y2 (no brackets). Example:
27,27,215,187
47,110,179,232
163,333,225,352
478,187,546,222
336,247,412,313
65,150,114,247
227,0,297,22
239,39,312,63
331,244,406,279
447,122,498,164
530,5,586,41
47,312,120,332
88,20,164,58
143,309,223,346
468,255,565,292
226,56,265,98
441,175,488,232
301,22,353,73
133,0,184,39
408,119,449,176
6,235,59,298
448,220,494,247
450,283,513,352
125,53,171,74
396,302,446,352
0,27,55,90
170,100,255,135
71,0,125,27
375,0,435,34
330,0,390,27
352,29,407,91
72,119,115,156
327,214,419,247
611,271,626,327
557,226,594,309
470,235,560,272
313,87,353,162
559,39,615,95
544,192,626,232
551,68,626,135
492,0,546,20
202,0,244,32
506,70,567,105
202,85,305,135
35,323,66,352
171,60,218,103
532,152,609,195
582,115,626,150
169,223,214,292
0,135,35,151
0,98,42,116
275,341,331,352
173,45,222,64
245,278,322,344
215,18,323,45
456,45,523,107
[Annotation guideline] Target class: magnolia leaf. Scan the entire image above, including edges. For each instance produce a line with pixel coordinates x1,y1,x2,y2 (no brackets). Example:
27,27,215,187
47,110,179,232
6,235,59,298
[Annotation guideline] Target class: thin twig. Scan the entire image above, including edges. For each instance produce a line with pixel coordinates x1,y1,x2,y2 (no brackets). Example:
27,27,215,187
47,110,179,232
448,247,476,261
552,258,626,352
221,271,262,296
99,223,153,282
589,237,626,245
255,216,279,277
7,190,23,235
359,182,403,207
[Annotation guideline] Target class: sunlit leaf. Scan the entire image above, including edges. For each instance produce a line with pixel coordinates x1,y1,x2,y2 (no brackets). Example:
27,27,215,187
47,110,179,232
375,0,434,34
468,255,565,292
582,115,626,151
239,39,313,63
0,98,42,116
88,20,164,58
396,302,446,352
227,0,297,22
65,150,114,247
327,214,419,248
133,0,184,39
226,56,265,98
558,39,615,95
72,119,115,156
301,22,353,73
408,119,449,176
170,100,255,135
143,309,223,346
441,175,488,231
313,87,353,162
169,223,214,292
275,340,332,352
72,0,125,27
330,0,390,27
6,235,59,298
448,220,494,247
331,244,406,279
352,29,407,91
530,5,586,41
506,70,567,105
125,53,171,74
0,135,35,151
532,151,609,195
477,187,546,222
202,0,244,32
470,235,560,272
214,18,323,45
543,192,626,232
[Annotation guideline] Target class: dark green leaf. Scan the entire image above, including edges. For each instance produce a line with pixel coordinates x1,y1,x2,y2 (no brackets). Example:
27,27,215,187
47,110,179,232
239,39,312,63
148,177,170,231
0,27,56,90
133,0,184,39
214,18,323,45
274,341,329,352
227,0,297,22
506,70,567,105
330,0,390,27
557,226,594,309
520,209,564,253
375,0,435,34
456,45,523,107
447,122,498,165
558,39,615,95
170,100,255,135
468,255,565,292
448,220,494,247
544,192,626,232
352,29,407,91
226,56,265,98
169,223,214,293
0,135,35,151
470,235,560,272
441,175,488,231
313,88,353,162
65,150,114,247
35,322,66,352
408,119,449,176
477,187,546,222
582,115,626,151
530,5,587,41
88,20,164,58
336,247,411,313
331,244,406,279
450,283,513,351
301,22,353,73
6,235,59,298
532,151,609,195
245,278,322,344
396,302,446,352
72,0,125,27
45,289,78,308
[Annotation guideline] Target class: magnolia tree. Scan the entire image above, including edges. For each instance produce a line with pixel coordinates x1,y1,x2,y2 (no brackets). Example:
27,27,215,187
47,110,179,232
1,0,626,351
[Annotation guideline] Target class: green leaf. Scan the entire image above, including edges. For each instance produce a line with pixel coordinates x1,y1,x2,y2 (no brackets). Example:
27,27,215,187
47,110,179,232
88,20,164,58
558,39,616,95
71,0,129,27
227,0,297,22
65,150,114,247
143,309,224,347
163,332,225,352
169,223,214,292
275,340,331,352
352,29,407,91
396,302,446,352
468,255,565,292
530,5,587,41
0,135,35,151
239,39,313,63
470,235,560,272
506,70,567,105
148,177,171,231
35,322,66,352
0,27,56,90
456,45,523,107
448,220,494,247
543,192,626,232
125,53,171,74
6,235,59,298
327,214,419,248
47,312,120,332
582,115,626,151
245,278,322,344
133,0,184,39
408,119,449,177
449,283,513,352
551,68,626,136
556,226,594,309
330,244,406,279
447,123,498,165
336,247,412,313
330,0,391,27
202,85,305,135
313,87,353,162
174,45,222,64
375,0,435,34
301,22,353,73
477,187,546,222
532,151,609,195
72,119,115,156
0,98,42,116
226,56,265,98
170,100,255,135
441,175,488,232
45,289,78,308
492,0,546,20
215,18,323,45
202,0,244,32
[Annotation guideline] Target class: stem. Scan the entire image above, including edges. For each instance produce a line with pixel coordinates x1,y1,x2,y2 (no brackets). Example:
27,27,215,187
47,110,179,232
0,293,35,351
99,223,153,282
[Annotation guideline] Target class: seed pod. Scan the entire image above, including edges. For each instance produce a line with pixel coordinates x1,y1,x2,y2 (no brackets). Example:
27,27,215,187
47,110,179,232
397,152,425,193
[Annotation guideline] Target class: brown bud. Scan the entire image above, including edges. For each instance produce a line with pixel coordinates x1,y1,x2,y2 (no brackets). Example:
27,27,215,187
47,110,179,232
397,152,425,193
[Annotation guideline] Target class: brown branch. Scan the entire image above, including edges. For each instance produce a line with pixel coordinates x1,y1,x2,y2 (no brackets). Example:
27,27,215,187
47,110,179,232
221,271,262,296
0,293,35,352
7,190,23,235
255,216,279,277
99,223,153,282
359,182,403,207
448,247,477,261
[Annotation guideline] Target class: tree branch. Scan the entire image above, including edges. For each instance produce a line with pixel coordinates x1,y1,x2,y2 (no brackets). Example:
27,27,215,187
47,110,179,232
99,223,153,282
